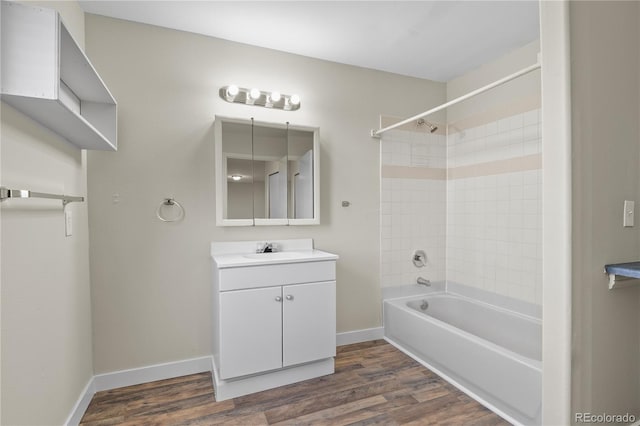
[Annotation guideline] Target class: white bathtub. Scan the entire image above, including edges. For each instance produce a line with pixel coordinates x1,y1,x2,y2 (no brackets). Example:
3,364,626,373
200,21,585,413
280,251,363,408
384,292,541,425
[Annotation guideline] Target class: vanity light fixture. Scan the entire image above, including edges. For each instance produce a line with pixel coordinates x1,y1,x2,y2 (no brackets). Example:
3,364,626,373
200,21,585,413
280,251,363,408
284,93,301,111
247,88,261,105
270,91,281,103
219,85,301,111
249,88,261,99
225,84,239,101
266,91,281,107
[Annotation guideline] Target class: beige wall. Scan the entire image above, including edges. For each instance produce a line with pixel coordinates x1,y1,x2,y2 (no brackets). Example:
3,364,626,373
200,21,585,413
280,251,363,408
0,1,94,424
447,40,540,125
570,1,640,421
84,15,445,373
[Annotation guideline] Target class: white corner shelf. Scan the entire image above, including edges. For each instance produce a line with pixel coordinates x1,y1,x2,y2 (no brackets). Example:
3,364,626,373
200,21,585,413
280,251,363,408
1,1,117,151
604,262,640,290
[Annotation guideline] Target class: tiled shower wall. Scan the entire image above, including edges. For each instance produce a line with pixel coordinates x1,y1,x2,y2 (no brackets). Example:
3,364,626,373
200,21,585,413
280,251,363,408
380,129,446,287
380,108,542,305
447,108,542,304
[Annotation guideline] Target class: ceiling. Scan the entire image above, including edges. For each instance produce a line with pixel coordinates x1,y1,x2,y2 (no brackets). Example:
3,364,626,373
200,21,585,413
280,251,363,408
78,1,540,82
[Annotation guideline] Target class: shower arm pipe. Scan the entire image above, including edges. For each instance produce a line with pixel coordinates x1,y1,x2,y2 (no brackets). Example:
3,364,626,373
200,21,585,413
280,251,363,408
370,61,541,138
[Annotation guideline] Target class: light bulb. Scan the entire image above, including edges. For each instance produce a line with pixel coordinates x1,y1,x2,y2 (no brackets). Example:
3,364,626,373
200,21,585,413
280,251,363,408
249,88,261,100
270,91,281,103
231,175,242,181
226,85,239,97
289,94,300,105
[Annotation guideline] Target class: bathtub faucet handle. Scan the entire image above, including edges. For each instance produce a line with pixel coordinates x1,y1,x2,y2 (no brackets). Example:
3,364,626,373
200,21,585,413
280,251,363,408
412,250,427,267
417,277,431,286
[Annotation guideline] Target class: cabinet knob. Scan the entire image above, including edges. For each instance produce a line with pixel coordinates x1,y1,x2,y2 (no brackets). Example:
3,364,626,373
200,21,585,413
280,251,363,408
275,296,283,302
286,294,294,301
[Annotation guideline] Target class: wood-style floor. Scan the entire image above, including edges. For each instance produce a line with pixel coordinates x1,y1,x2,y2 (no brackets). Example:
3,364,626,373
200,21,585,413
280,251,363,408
80,340,509,425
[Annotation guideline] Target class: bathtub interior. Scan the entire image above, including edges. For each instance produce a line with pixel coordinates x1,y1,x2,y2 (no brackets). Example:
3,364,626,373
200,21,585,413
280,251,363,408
405,293,541,362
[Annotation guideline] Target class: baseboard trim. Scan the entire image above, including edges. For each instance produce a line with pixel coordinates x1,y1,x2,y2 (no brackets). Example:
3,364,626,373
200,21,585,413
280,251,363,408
65,377,96,426
336,327,384,346
65,330,383,424
93,356,213,392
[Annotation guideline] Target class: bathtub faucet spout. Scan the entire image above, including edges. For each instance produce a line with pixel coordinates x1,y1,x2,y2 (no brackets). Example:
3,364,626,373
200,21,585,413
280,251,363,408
417,277,431,287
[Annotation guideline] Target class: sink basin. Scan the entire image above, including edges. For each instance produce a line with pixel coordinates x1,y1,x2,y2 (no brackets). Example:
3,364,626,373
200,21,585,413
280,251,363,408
243,252,310,260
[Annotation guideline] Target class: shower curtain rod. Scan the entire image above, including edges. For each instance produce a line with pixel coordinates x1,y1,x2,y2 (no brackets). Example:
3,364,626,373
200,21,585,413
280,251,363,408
370,61,541,138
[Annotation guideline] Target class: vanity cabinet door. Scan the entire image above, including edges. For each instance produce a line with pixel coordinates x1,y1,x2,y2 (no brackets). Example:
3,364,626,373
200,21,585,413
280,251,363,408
282,281,336,367
219,286,283,379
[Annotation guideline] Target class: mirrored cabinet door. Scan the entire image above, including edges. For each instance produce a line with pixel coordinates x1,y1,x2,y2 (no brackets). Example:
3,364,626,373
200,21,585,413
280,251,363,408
287,128,315,222
218,119,254,226
214,116,319,227
253,124,288,226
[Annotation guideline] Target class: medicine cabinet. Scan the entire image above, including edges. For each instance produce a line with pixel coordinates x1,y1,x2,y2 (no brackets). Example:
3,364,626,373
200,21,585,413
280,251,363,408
0,1,117,151
214,116,319,226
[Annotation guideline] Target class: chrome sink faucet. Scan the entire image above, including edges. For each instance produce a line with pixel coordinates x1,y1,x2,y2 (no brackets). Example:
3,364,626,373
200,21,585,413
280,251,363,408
256,242,276,253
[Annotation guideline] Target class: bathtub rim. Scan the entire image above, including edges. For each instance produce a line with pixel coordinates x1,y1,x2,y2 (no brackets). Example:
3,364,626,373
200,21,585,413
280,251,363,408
384,293,542,370
449,290,541,321
387,290,542,322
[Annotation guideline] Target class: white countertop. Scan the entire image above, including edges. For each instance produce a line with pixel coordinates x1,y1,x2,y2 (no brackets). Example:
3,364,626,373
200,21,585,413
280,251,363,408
212,249,338,269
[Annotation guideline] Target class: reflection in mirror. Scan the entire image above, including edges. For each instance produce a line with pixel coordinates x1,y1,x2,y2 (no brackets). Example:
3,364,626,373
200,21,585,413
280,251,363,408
253,125,288,219
287,129,314,219
221,121,255,220
226,158,255,219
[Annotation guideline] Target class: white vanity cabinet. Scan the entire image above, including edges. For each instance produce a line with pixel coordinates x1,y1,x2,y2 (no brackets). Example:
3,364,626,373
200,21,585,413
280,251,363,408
219,286,283,379
281,281,336,367
211,239,338,401
219,280,336,379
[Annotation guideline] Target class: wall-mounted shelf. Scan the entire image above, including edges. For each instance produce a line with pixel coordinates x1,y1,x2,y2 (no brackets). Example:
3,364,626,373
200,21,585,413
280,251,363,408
604,262,640,289
1,1,117,151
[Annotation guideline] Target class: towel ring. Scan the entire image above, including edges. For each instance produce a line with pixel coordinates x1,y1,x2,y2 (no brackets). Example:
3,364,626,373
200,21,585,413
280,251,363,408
156,198,185,222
